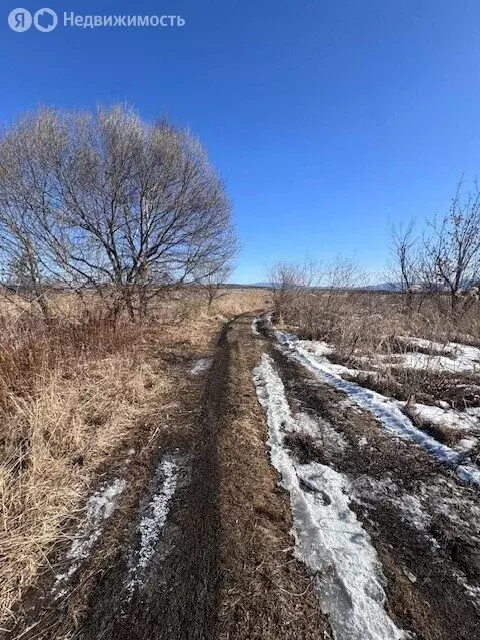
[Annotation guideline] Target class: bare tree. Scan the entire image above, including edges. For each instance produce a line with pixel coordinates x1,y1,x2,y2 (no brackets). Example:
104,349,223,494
0,157,53,321
424,180,480,312
202,264,233,310
0,105,237,321
268,260,316,325
195,227,238,309
390,220,421,314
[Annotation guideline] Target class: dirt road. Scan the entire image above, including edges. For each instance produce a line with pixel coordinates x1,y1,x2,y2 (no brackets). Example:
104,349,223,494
7,313,480,640
8,316,328,640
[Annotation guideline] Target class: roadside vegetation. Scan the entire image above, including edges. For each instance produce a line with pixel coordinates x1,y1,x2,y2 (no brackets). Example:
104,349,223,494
0,104,250,629
269,181,480,397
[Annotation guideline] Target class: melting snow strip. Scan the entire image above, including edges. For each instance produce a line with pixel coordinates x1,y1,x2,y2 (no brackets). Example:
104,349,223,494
191,358,212,375
253,354,406,640
274,329,480,489
52,478,126,597
126,456,178,594
252,317,261,336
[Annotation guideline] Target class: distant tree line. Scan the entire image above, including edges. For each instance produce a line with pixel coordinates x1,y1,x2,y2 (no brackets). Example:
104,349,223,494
0,105,238,321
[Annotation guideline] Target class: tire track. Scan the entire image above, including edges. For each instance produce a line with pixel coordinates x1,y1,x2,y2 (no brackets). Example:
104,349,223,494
75,323,233,640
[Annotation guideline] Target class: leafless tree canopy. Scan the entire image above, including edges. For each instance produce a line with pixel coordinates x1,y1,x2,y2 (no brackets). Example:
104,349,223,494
0,105,237,319
389,179,480,315
390,220,421,314
424,182,480,310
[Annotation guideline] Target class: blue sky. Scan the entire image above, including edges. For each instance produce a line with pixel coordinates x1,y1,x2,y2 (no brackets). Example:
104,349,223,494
1,1,480,283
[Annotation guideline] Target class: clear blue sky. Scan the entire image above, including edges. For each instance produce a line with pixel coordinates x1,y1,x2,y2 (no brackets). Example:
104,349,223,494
1,1,480,283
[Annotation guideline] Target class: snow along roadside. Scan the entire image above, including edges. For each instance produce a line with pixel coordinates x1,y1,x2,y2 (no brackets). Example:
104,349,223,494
253,354,406,640
273,328,480,489
53,478,126,597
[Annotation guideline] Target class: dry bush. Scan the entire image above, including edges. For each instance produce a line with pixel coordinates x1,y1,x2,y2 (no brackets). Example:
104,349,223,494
0,309,141,410
282,287,480,357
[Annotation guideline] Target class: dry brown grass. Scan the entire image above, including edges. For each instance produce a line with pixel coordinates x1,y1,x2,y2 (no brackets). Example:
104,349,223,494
0,352,170,629
0,287,267,630
281,290,480,355
277,289,480,408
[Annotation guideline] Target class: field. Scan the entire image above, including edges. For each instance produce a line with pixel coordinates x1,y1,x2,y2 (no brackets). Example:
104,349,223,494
1,288,480,640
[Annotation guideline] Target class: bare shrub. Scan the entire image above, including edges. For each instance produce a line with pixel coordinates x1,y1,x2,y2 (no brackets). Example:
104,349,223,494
0,105,237,321
268,260,315,325
424,180,480,312
269,258,370,351
390,220,423,314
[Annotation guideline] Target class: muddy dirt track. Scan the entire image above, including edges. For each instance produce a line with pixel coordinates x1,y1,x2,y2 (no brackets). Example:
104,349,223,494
8,316,328,640
7,314,480,640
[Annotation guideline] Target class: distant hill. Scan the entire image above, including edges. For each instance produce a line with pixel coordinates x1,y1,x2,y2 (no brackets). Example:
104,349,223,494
362,282,403,292
227,281,408,292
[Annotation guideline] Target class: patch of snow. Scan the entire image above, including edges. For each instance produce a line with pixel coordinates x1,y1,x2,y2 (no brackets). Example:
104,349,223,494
296,411,348,453
397,493,431,530
401,352,475,373
299,341,372,377
352,476,432,534
455,438,478,455
252,317,261,336
358,437,368,448
253,354,406,640
297,339,334,358
53,478,125,596
190,358,212,375
395,337,480,373
400,402,480,434
127,457,178,593
274,329,480,489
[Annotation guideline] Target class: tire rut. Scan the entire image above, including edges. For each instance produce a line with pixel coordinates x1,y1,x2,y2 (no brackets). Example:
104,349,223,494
74,322,233,640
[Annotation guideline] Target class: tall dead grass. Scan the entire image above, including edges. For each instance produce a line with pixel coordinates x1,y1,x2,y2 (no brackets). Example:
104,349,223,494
277,289,480,407
281,290,480,355
0,306,158,628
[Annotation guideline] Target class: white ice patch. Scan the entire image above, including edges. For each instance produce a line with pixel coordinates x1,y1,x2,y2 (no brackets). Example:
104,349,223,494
274,329,480,489
298,339,373,378
392,337,480,374
253,354,405,640
252,317,261,336
53,478,126,596
400,402,480,434
126,457,178,593
296,411,348,454
190,358,212,375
